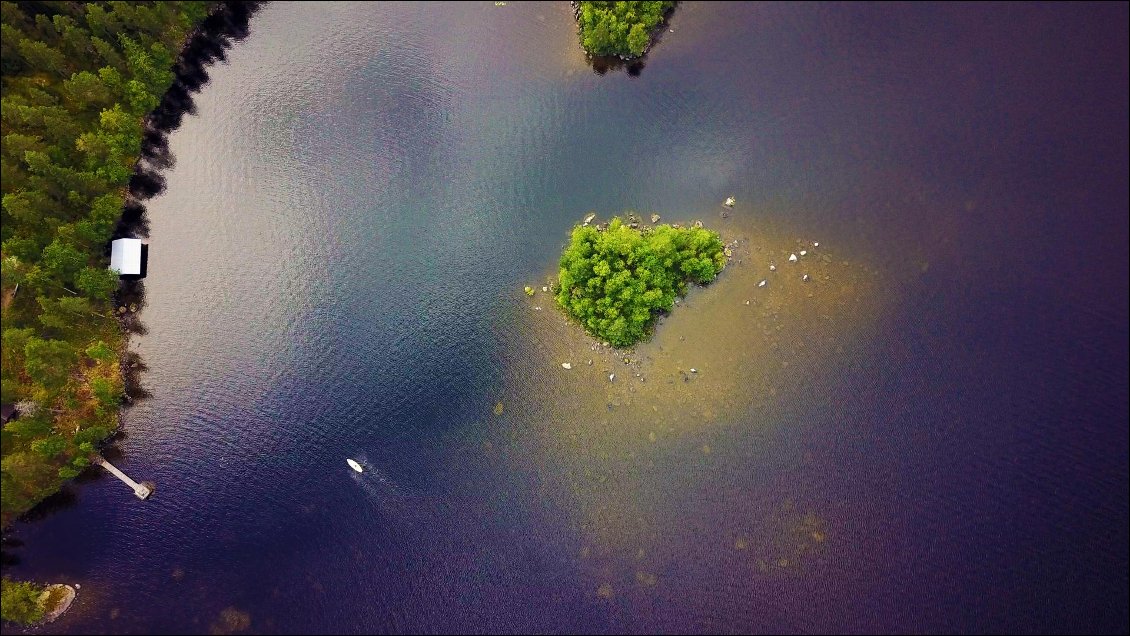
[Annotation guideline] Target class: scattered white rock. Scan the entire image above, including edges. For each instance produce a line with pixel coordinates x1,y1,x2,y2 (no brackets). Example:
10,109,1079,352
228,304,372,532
609,373,616,382
693,220,704,228
758,279,767,287
802,274,810,282
800,250,807,256
813,242,820,247
650,213,661,223
541,286,548,292
745,300,750,305
723,196,736,208
561,362,572,370
584,213,596,224
690,368,698,374
788,253,798,262
769,263,777,271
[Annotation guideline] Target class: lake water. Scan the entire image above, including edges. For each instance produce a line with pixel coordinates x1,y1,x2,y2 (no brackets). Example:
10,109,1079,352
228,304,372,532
6,2,1127,633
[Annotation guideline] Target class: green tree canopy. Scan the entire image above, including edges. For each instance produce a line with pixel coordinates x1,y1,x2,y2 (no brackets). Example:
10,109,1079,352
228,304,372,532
555,216,726,347
1,577,45,625
23,337,76,390
76,265,118,300
576,1,674,58
30,435,67,459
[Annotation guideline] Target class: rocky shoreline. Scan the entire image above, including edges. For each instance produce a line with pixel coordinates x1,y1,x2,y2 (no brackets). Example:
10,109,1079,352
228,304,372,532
37,584,76,626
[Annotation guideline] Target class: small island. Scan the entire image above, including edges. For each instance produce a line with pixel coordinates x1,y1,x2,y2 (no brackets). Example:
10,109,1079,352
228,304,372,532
1,578,76,626
573,1,676,59
554,215,726,347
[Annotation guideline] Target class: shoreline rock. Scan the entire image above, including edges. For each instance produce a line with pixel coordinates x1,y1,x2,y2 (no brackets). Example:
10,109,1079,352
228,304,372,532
36,584,77,625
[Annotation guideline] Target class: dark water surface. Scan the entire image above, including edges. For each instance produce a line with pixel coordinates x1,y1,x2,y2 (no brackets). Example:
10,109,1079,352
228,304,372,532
7,2,1127,634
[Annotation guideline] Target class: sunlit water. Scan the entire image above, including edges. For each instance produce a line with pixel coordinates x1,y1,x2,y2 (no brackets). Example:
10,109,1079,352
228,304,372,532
6,3,1127,634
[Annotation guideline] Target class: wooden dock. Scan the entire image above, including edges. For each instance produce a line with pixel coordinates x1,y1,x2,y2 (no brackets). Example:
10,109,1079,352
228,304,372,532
93,456,152,500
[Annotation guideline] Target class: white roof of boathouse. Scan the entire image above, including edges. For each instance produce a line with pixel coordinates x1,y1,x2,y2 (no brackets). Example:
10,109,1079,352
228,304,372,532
109,238,142,276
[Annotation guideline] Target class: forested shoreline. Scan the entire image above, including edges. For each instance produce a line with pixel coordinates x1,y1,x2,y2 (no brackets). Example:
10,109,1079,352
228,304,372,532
1,1,257,534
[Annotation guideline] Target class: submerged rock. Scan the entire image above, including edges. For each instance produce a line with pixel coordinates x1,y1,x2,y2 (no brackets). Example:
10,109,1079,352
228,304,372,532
635,571,658,586
650,213,661,223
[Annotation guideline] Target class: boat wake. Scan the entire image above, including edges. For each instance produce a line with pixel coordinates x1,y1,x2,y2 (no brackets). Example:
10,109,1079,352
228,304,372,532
345,456,448,527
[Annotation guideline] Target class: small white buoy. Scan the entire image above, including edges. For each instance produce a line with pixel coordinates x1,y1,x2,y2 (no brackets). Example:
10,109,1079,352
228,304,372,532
561,362,572,370
758,279,767,287
802,274,810,282
609,373,615,382
789,253,798,262
800,250,807,256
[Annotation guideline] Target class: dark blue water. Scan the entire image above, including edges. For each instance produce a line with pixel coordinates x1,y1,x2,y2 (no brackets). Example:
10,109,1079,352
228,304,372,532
6,3,1127,633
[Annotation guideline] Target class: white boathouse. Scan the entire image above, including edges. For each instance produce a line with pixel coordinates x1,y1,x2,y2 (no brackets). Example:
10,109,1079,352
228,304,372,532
109,238,145,278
